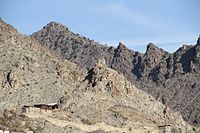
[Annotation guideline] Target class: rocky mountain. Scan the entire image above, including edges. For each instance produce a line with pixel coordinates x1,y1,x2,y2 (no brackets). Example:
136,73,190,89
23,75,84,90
0,19,85,131
0,19,85,110
0,19,199,132
32,22,200,126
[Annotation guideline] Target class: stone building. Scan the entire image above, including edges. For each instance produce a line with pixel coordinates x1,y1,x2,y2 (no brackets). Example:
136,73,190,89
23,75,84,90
22,103,58,114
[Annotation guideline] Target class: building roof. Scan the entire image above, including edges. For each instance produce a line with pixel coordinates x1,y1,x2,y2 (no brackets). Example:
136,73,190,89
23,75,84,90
47,103,58,106
23,102,58,108
158,125,171,127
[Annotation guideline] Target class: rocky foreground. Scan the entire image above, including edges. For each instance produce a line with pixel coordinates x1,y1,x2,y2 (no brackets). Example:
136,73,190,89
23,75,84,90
0,19,199,132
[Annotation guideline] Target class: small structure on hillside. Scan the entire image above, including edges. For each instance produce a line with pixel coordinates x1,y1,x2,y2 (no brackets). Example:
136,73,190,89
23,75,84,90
22,96,66,114
34,103,58,110
22,103,59,114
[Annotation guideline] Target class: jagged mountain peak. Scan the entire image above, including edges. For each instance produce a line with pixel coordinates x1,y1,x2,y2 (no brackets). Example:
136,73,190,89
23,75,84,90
31,21,72,43
117,42,127,49
31,21,200,126
146,43,158,50
0,19,200,132
146,43,167,54
197,35,200,45
47,21,64,26
144,43,169,69
44,21,69,31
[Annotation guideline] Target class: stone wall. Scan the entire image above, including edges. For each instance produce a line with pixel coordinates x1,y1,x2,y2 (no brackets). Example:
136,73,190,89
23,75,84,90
23,107,52,116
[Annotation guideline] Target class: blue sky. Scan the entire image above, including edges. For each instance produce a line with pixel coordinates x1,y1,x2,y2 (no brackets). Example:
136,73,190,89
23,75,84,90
0,0,200,53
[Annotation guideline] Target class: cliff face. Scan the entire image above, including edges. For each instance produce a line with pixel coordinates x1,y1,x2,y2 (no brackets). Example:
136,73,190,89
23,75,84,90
0,19,199,132
32,22,200,126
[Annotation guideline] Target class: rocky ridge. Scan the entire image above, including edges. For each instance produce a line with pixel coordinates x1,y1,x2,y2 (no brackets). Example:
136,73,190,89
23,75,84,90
0,19,199,132
32,21,200,126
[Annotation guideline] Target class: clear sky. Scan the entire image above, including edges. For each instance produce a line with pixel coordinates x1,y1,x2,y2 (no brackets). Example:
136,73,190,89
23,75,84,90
0,0,200,53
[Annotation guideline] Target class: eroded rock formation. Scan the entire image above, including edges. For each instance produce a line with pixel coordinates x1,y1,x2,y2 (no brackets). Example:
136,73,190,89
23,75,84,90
32,21,200,126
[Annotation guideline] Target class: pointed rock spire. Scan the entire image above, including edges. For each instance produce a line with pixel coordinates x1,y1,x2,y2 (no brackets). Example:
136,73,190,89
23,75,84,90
117,42,127,49
197,35,200,45
146,43,159,53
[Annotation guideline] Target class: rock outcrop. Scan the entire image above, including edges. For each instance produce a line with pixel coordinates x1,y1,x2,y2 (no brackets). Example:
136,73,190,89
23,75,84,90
32,21,200,126
49,58,198,132
197,35,200,45
0,19,199,132
0,19,86,115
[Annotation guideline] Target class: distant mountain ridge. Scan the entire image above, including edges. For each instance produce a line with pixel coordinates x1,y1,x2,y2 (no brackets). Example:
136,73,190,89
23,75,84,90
32,21,200,126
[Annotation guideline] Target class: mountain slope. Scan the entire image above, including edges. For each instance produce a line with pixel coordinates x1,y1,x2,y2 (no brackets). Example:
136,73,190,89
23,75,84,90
32,21,200,126
0,19,86,113
0,19,199,132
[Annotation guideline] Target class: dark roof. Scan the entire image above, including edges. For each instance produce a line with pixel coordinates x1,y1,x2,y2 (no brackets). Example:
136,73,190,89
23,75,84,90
158,125,171,127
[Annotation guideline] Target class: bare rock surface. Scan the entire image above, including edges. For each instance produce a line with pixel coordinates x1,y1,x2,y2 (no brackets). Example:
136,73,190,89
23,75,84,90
32,21,200,126
0,19,199,132
0,19,86,115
